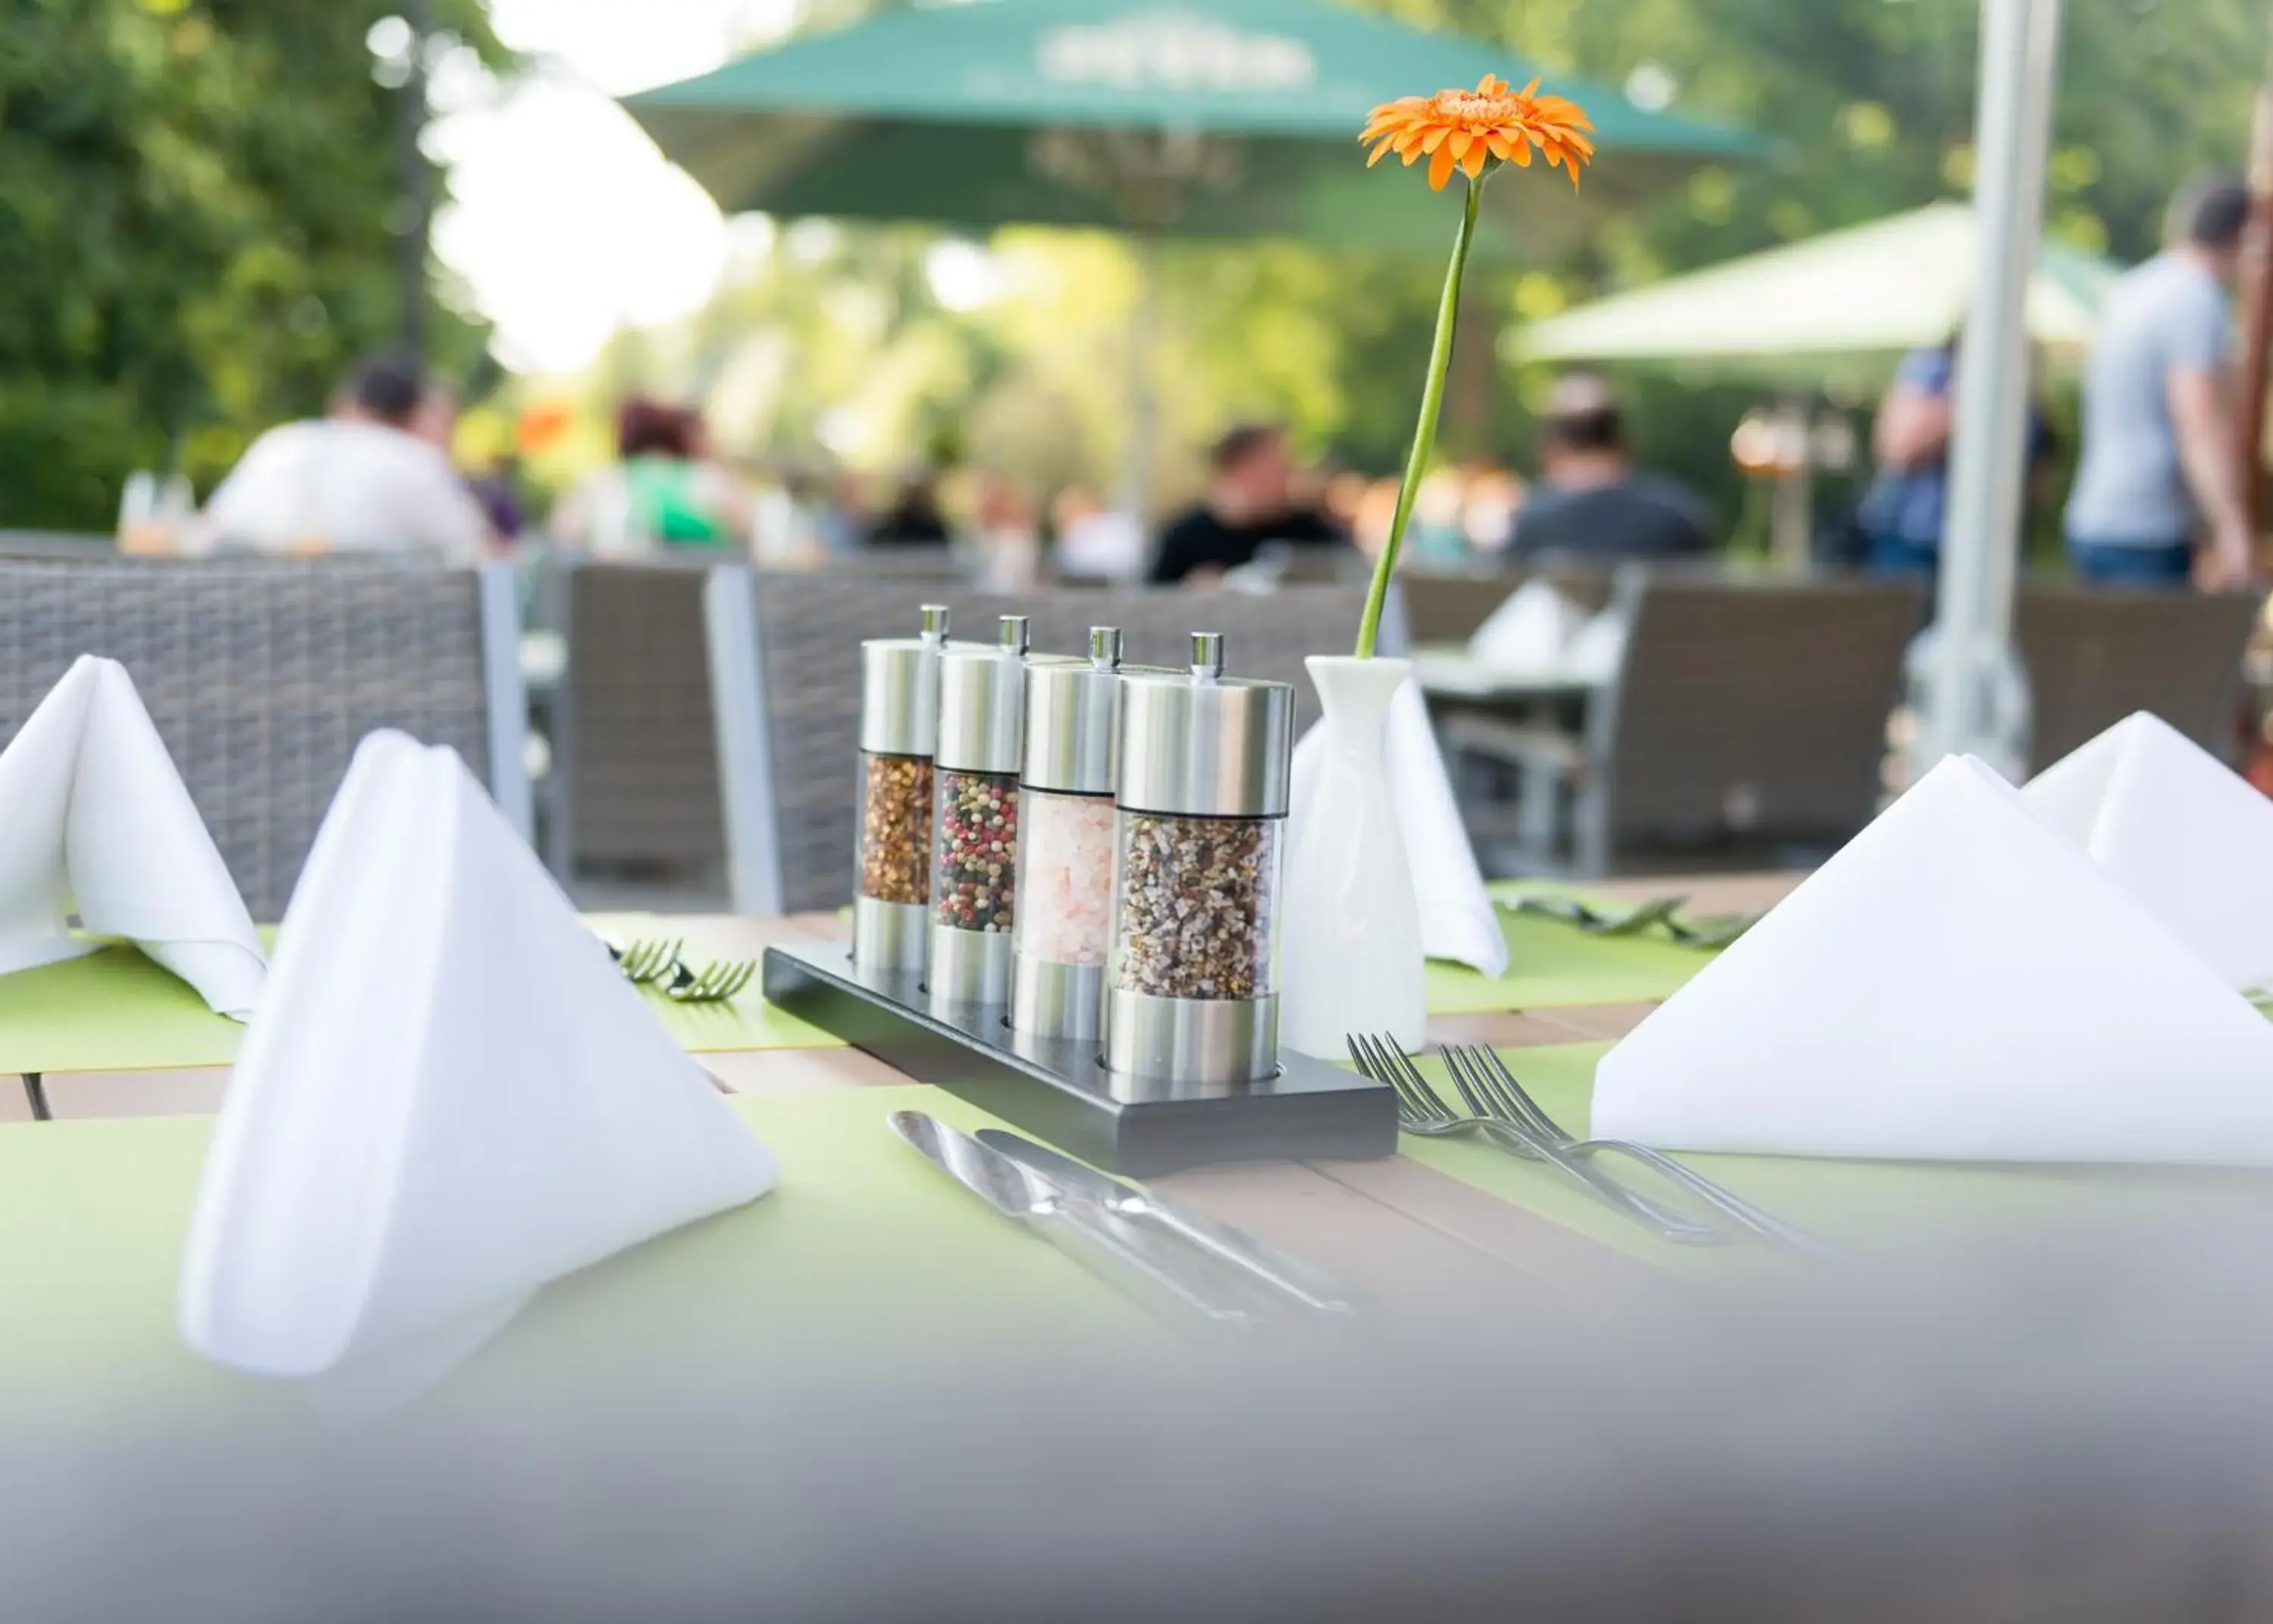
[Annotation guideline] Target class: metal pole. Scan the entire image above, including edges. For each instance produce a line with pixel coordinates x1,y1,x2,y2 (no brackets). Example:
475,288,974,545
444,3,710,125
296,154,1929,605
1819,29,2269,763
397,0,435,361
2231,47,2273,542
1120,233,1158,529
1919,0,2062,772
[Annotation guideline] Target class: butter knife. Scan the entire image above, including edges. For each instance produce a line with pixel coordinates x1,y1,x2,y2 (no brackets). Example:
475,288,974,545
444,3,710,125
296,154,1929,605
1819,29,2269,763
975,1130,1356,1315
889,1111,1261,1328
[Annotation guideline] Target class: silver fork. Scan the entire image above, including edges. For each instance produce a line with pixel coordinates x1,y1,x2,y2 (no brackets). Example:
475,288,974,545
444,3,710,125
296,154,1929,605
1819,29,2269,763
610,938,683,985
1349,1035,1723,1246
1446,1045,1840,1259
664,957,757,1003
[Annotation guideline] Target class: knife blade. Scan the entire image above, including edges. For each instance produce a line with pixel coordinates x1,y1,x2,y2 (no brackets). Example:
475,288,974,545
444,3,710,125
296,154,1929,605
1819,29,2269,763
888,1111,1261,1327
974,1131,1356,1316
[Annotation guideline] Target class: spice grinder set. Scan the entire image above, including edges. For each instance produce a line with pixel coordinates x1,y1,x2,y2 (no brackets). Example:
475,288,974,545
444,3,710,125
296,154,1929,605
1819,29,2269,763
853,604,1295,1085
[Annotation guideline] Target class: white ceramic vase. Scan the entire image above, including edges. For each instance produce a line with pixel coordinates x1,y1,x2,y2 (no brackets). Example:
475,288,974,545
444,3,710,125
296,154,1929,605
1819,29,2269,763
1278,654,1427,1057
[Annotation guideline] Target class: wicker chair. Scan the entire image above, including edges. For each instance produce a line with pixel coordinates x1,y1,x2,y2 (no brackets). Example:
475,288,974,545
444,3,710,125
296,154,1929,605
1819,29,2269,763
546,557,727,883
1400,564,1621,647
0,557,528,921
704,571,1375,914
1441,570,1924,876
2014,586,2262,773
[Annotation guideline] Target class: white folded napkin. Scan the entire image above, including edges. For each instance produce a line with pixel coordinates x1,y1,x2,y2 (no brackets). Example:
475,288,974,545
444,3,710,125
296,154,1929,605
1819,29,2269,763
1562,607,1629,684
0,654,264,1018
1287,674,1508,976
1592,754,2273,1166
2024,711,2273,992
179,732,778,1388
1465,579,1587,670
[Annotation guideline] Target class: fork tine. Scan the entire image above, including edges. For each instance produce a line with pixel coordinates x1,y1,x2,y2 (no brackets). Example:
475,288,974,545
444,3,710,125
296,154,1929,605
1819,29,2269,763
1383,1042,1455,1124
1455,1047,1552,1138
716,960,755,999
1439,1046,1493,1119
1473,1048,1565,1139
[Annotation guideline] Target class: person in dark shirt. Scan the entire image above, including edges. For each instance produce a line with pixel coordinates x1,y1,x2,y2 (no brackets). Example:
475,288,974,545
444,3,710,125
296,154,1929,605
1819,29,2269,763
867,473,953,548
1510,375,1711,562
1149,423,1346,584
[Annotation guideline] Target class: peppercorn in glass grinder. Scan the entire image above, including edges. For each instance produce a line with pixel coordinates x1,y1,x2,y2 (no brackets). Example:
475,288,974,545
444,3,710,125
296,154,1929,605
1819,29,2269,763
1105,633,1293,1085
853,603,950,976
928,615,1030,1006
1011,626,1124,1042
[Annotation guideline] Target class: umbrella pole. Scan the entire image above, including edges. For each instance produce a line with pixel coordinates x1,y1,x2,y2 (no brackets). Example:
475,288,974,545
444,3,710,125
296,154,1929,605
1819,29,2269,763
1121,233,1160,533
1920,0,2062,774
2233,37,2273,544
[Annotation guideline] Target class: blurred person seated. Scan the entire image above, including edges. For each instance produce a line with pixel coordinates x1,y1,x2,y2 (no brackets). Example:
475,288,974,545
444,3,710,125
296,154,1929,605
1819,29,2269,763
553,399,750,557
1049,485,1146,584
1149,423,1346,585
971,470,1040,591
189,354,490,563
1510,375,1710,563
867,472,954,548
2066,176,2254,589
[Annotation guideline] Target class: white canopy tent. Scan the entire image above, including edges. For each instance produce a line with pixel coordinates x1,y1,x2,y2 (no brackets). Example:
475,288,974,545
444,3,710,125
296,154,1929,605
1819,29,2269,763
1517,199,2115,383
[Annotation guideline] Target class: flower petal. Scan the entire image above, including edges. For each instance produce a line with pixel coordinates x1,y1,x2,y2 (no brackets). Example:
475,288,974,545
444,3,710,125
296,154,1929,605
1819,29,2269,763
1446,131,1471,161
1460,142,1488,177
1428,142,1458,189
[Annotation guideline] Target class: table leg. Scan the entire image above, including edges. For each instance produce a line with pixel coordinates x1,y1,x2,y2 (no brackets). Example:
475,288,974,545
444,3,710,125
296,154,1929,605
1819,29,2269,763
23,1074,48,1122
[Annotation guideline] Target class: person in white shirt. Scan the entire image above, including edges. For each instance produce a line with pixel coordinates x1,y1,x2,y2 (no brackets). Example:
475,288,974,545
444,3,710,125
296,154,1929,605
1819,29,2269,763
189,355,491,564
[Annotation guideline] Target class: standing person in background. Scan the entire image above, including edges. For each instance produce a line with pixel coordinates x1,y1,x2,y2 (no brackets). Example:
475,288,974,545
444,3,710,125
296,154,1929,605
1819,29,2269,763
553,400,749,556
1149,423,1343,585
2066,177,2254,589
1510,374,1710,562
190,354,490,561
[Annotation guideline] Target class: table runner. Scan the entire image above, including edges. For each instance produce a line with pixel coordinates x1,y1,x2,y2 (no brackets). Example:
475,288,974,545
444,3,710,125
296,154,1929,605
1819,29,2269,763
1396,1043,2273,1265
0,1085,1137,1413
1422,887,1717,1013
0,926,843,1077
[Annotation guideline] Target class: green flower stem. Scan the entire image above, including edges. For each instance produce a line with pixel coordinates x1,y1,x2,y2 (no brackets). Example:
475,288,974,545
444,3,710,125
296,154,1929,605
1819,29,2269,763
1355,170,1483,659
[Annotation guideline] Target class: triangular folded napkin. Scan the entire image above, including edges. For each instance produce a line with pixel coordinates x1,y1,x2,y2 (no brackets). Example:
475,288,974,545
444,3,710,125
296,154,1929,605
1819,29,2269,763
1466,579,1587,670
2024,711,2273,992
180,732,778,1385
0,655,264,1018
1592,754,2273,1166
1288,674,1509,976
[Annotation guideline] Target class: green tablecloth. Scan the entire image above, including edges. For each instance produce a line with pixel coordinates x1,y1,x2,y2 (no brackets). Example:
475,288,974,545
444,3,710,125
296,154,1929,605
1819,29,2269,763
1401,1043,2273,1266
0,929,842,1077
1424,906,1712,1013
0,1085,1138,1413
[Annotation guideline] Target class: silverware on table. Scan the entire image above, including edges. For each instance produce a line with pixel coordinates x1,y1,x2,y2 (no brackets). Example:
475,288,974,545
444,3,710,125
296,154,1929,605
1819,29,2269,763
661,957,756,1004
1501,894,1759,948
1348,1035,1724,1247
609,937,683,985
605,936,755,1004
889,1111,1265,1327
1443,1045,1840,1260
974,1129,1355,1315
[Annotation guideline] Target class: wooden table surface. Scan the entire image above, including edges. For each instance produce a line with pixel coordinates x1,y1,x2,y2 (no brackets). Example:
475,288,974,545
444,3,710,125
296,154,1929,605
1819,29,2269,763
20,872,1806,1298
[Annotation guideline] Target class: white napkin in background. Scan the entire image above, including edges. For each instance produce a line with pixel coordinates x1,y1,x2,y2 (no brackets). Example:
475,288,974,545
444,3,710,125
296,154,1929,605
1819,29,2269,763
2024,711,2273,992
1287,676,1508,976
1465,579,1587,670
0,654,264,1018
1592,754,2273,1166
179,732,778,1388
1562,607,1630,685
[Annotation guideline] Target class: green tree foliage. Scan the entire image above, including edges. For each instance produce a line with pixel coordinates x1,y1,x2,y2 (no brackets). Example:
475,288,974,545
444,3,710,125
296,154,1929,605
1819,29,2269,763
0,0,499,530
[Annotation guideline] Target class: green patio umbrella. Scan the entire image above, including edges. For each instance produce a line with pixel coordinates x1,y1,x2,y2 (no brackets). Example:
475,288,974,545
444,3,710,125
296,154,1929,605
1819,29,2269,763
624,0,1753,252
624,0,1752,512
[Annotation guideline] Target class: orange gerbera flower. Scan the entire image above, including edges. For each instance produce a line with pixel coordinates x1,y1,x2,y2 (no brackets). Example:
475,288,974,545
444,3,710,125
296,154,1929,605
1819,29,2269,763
1361,73,1595,192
